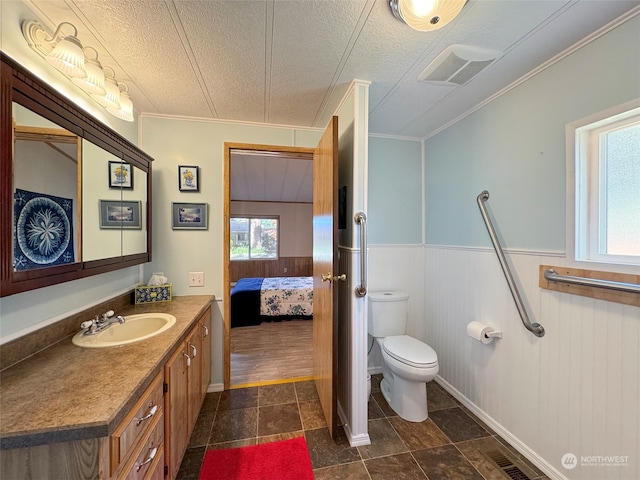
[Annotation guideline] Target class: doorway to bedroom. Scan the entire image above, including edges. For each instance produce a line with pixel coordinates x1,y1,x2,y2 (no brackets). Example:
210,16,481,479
224,144,316,388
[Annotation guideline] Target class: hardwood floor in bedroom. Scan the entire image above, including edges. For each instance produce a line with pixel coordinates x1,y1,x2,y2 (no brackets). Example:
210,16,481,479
230,319,313,386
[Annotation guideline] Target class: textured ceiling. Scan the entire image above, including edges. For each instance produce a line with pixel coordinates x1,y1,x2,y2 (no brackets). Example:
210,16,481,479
13,0,640,201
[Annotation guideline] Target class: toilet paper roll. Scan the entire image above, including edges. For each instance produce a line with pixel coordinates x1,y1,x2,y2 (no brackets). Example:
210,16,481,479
467,321,495,344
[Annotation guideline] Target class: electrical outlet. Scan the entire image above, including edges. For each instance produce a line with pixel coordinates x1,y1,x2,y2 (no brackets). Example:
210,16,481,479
189,272,204,287
283,267,288,273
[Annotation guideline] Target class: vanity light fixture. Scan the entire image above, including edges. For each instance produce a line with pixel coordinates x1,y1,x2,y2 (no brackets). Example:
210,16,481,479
106,83,134,122
91,67,121,110
389,0,466,32
22,19,135,122
71,47,106,96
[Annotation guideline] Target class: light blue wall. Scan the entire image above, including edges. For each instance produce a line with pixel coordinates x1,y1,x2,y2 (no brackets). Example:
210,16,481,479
368,136,422,244
424,15,640,251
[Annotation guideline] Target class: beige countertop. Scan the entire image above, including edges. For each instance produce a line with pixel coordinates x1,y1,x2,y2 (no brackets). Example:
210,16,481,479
0,295,214,450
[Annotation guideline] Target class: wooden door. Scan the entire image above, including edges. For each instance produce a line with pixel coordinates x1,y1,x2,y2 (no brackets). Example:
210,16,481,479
312,116,339,437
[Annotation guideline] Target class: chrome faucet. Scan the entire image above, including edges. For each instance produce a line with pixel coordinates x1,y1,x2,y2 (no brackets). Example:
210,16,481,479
80,310,125,335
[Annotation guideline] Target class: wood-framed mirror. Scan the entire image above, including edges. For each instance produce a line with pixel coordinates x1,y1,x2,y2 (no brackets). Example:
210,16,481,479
1,52,152,297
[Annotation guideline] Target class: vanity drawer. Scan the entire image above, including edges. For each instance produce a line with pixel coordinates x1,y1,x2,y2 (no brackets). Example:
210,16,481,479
144,445,165,480
111,372,164,475
119,412,164,480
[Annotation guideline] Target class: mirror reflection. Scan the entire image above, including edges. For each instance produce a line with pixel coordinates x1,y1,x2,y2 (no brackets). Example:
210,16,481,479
123,165,147,256
82,139,122,262
12,102,80,272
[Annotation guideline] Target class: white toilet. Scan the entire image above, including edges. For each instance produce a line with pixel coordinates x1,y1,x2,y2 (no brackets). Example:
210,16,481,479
369,291,439,422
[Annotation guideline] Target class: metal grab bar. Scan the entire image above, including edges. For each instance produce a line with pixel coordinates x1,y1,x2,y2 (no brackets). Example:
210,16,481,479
544,269,640,294
477,191,545,337
354,212,367,297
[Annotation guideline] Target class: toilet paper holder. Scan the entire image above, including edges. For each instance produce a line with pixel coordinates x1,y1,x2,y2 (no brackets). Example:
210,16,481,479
484,329,502,339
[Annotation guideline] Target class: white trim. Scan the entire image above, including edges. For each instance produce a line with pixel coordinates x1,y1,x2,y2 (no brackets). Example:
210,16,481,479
139,112,323,133
207,383,224,393
424,6,640,141
337,401,371,447
369,243,424,249
368,132,423,142
435,375,568,480
0,283,138,345
367,366,383,375
424,244,565,257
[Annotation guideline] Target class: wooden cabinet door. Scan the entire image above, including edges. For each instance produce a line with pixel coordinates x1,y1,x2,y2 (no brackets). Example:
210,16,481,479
186,326,202,431
164,343,189,480
200,307,212,403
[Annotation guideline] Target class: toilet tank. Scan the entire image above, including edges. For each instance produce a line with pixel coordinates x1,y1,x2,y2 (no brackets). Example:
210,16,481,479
368,291,409,338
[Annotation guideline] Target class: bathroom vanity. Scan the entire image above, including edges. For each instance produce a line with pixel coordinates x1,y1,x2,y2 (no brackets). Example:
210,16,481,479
0,295,213,480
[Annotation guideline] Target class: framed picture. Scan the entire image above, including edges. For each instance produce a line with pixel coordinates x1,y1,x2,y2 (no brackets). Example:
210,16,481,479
172,202,208,230
108,161,133,189
178,165,199,192
99,200,142,229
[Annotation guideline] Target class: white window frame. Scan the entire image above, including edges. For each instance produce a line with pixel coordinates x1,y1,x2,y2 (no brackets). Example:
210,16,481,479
566,98,640,272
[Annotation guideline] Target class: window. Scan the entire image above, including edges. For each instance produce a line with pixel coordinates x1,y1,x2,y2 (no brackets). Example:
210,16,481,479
571,101,640,266
230,216,279,260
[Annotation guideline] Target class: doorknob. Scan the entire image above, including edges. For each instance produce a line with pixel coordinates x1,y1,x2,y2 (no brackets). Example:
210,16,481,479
322,273,347,282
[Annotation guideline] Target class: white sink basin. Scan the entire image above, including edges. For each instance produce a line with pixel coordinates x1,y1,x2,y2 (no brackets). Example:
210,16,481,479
72,313,177,348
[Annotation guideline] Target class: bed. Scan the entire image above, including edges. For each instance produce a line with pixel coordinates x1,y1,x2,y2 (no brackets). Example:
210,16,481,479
231,276,313,328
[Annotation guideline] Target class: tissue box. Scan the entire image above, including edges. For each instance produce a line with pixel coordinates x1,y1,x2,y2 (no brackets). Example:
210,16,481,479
135,284,172,304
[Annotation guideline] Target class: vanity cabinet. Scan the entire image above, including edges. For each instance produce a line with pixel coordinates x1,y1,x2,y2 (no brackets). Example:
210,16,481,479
164,305,212,480
110,373,164,479
0,298,213,480
0,373,164,480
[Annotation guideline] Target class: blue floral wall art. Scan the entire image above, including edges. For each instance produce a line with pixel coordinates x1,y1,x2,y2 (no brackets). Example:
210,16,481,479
13,188,75,270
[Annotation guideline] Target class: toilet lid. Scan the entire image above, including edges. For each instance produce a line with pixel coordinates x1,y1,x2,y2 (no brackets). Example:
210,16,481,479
382,335,438,368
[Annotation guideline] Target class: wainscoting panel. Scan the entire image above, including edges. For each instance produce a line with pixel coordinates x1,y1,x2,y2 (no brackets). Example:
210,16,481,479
367,245,426,372
425,245,639,480
229,256,312,282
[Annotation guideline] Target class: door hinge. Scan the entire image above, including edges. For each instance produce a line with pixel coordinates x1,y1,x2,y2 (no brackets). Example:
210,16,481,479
163,382,168,394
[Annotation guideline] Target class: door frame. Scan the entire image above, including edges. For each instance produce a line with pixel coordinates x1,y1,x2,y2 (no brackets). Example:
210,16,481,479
223,142,316,390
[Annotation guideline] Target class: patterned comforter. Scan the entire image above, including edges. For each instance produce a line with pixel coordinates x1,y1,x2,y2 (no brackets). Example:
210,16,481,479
260,276,313,316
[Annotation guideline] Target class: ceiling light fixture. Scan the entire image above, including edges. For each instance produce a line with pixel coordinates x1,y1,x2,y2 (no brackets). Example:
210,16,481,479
389,0,466,32
22,20,135,122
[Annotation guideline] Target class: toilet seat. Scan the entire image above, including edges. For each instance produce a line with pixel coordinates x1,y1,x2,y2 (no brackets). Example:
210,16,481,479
382,335,438,369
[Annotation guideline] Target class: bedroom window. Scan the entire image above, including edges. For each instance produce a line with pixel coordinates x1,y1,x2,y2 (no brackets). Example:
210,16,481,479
571,101,640,266
230,216,279,260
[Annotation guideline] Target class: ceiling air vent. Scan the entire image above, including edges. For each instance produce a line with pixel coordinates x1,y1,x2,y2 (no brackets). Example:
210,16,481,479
418,45,503,86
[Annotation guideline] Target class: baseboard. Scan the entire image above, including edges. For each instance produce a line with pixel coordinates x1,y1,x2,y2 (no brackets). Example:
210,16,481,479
434,375,567,480
367,366,383,375
338,402,371,447
207,383,224,393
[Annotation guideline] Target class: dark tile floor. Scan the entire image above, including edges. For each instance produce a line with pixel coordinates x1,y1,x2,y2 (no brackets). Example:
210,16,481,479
176,375,550,480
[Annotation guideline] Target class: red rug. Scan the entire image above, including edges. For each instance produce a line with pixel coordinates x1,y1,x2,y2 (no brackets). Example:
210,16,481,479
198,436,314,480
